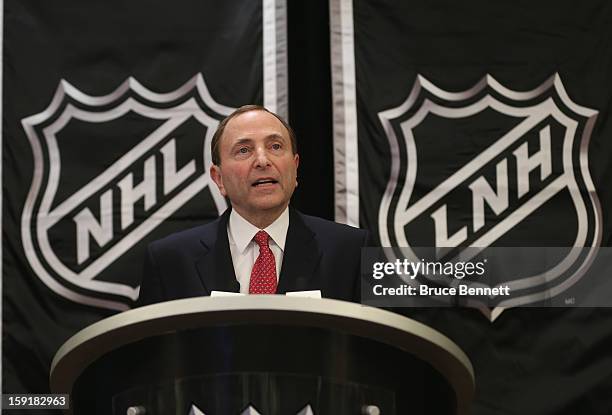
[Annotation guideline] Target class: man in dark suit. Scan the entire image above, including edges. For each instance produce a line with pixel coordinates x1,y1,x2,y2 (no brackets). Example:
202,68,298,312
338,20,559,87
137,105,367,306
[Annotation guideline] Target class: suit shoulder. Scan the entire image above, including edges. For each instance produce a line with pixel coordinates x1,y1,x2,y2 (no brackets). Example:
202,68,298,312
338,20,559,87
149,218,220,252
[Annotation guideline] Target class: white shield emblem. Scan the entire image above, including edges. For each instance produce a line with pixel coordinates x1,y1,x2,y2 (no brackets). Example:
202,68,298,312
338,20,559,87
21,74,233,310
378,74,602,320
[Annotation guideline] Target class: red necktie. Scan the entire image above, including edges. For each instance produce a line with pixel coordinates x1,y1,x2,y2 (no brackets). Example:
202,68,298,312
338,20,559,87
248,230,278,294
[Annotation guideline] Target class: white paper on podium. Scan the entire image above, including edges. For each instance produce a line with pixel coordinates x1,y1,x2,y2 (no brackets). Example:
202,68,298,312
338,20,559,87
210,291,246,297
285,290,322,298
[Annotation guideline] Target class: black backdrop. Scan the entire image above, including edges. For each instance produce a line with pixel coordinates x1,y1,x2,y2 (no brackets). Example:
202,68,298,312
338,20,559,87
4,1,612,415
288,1,334,219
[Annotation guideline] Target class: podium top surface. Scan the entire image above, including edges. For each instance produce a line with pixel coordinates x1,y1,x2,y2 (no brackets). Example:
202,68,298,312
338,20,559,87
51,296,474,412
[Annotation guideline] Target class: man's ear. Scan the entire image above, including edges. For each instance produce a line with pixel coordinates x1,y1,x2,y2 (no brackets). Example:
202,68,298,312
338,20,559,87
210,164,226,196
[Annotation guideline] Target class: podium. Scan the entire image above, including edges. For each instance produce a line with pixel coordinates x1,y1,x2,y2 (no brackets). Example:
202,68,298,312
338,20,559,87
50,297,474,414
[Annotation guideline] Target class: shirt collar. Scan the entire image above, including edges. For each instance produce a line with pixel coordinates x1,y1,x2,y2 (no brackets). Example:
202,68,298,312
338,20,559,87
229,207,290,254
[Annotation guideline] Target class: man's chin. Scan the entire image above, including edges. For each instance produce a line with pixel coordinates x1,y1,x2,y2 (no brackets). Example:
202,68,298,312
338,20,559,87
252,201,287,213
248,196,290,212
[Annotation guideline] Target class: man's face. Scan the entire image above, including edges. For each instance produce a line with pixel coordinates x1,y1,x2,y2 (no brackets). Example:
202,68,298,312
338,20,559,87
210,110,299,220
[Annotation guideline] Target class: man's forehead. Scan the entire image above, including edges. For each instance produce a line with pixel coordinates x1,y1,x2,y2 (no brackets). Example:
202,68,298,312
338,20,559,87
223,110,290,141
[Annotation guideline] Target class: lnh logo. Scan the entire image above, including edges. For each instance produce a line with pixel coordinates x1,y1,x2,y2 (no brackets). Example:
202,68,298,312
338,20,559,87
377,74,601,318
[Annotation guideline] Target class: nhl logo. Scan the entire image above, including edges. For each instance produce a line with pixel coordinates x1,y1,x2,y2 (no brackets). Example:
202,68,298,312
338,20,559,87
21,74,233,310
378,74,602,318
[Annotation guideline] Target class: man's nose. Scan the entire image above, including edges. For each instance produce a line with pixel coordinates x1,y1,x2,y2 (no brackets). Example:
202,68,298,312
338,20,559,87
254,147,271,167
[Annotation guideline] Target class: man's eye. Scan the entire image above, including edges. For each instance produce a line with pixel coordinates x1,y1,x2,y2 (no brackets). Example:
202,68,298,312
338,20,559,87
238,147,249,154
271,143,282,150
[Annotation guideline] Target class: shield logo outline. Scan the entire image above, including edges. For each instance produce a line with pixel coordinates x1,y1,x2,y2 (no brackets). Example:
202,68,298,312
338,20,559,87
21,74,233,310
377,73,602,320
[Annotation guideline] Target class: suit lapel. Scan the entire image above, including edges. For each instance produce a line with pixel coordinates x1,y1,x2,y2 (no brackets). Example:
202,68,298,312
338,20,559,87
195,209,240,293
277,208,322,293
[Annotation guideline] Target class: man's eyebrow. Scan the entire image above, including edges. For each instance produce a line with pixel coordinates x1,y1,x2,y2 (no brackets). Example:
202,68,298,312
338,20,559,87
265,133,287,141
231,138,254,147
231,134,286,146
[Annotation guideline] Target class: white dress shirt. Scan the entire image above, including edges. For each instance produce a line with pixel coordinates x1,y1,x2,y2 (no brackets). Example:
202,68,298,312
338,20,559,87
227,207,289,293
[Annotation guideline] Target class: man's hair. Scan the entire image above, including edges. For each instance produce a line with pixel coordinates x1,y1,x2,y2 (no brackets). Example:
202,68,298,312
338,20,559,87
211,105,298,165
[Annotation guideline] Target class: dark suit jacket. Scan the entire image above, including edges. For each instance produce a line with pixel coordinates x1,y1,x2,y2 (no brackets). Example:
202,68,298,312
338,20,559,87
137,208,368,306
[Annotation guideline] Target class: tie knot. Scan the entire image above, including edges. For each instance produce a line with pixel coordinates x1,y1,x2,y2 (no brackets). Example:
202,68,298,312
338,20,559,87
254,230,270,248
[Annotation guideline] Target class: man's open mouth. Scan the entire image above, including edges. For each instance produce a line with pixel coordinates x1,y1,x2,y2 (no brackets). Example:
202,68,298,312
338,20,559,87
252,178,278,187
